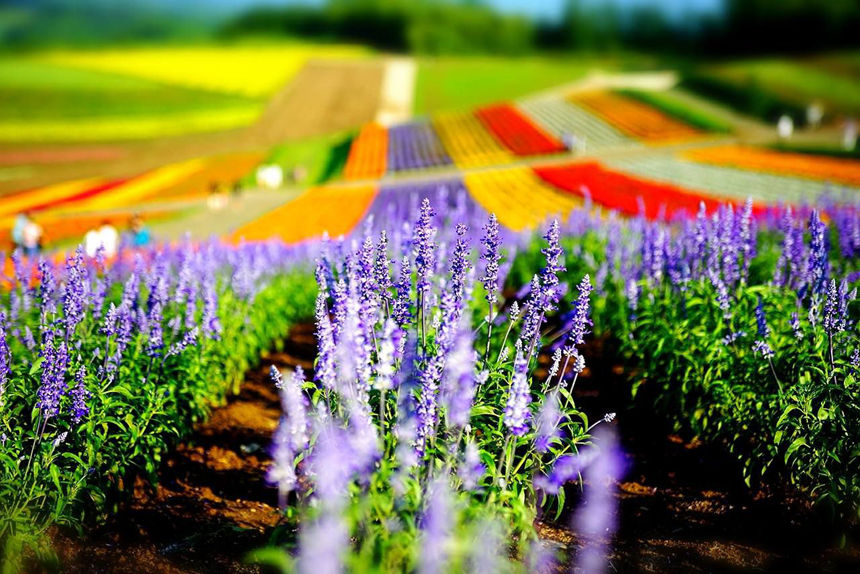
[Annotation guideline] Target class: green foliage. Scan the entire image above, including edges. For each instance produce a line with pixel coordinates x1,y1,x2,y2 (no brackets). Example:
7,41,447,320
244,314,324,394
0,268,315,564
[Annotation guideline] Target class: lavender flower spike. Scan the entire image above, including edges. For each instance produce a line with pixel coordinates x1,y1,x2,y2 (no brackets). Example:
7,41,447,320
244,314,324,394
480,213,501,308
504,341,532,437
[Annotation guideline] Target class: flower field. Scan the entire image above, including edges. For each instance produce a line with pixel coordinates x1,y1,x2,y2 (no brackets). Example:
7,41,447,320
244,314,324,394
3,49,860,573
684,145,860,187
40,44,368,98
430,111,515,168
572,91,703,142
343,123,388,180
475,104,566,156
516,96,631,150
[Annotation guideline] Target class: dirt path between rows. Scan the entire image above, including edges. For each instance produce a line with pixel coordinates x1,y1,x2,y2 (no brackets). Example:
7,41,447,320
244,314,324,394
47,327,860,574
50,323,316,574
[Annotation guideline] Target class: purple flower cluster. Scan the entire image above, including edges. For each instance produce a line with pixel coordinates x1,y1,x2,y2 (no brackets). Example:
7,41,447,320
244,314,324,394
387,121,452,172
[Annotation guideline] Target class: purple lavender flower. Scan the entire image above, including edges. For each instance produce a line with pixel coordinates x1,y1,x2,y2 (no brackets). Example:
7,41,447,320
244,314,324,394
504,342,532,437
413,198,437,298
440,318,477,429
573,427,625,574
449,224,471,303
62,247,88,340
466,518,504,574
70,365,90,423
0,311,9,405
755,296,770,339
480,213,501,307
753,339,775,359
314,292,337,390
539,220,566,313
790,311,803,340
527,541,558,574
392,255,413,326
565,274,593,349
806,210,829,296
823,279,853,336
459,439,485,490
535,390,561,453
37,340,69,417
420,477,453,574
201,276,221,340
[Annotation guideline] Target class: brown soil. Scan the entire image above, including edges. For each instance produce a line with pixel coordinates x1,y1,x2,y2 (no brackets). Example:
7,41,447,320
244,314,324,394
49,323,316,574
43,327,860,574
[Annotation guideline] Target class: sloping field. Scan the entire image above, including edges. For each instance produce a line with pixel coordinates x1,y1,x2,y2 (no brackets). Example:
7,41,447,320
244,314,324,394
683,145,860,187
604,155,858,204
231,185,377,243
41,44,368,98
517,97,631,149
463,166,580,231
432,111,512,168
573,91,702,142
251,59,384,143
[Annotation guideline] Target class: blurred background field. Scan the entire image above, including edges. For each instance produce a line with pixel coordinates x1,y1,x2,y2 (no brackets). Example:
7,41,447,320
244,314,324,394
0,0,858,251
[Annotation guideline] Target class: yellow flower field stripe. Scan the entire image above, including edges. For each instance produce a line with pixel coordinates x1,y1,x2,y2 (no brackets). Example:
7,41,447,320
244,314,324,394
69,158,207,213
41,44,368,98
464,167,581,232
232,185,378,244
0,178,105,219
0,107,259,143
432,111,512,168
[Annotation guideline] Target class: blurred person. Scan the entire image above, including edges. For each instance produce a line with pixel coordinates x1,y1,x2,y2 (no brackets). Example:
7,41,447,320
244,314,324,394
806,102,824,130
207,181,228,210
11,211,31,251
844,118,857,151
21,214,43,257
85,220,119,258
777,115,794,140
128,213,151,247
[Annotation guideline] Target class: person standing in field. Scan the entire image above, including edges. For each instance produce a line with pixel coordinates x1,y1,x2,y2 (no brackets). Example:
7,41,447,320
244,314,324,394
128,214,152,247
11,211,31,251
85,220,119,258
20,214,43,257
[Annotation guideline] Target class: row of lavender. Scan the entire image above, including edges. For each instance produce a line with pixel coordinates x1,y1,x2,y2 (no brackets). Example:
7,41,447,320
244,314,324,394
262,202,619,573
386,121,453,172
509,197,860,521
256,190,858,572
0,241,316,562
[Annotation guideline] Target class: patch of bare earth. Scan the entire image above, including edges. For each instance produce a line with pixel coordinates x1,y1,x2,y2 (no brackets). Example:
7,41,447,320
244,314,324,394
49,323,316,574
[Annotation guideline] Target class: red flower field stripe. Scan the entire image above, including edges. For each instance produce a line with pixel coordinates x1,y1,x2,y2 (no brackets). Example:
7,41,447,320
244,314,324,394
475,104,566,156
533,161,763,219
24,177,133,214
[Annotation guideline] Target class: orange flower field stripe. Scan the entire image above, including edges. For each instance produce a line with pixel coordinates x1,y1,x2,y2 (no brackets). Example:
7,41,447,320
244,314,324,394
232,185,377,244
344,123,388,180
463,166,581,232
68,158,207,212
683,145,860,187
0,177,106,219
432,111,512,168
571,91,700,142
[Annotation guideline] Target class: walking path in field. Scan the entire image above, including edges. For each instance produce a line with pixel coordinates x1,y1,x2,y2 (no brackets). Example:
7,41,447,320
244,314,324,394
376,58,417,126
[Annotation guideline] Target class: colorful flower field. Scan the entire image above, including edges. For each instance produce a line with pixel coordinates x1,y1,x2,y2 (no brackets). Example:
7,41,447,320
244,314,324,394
3,56,860,573
572,91,703,142
343,123,388,180
684,145,860,187
474,104,566,156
